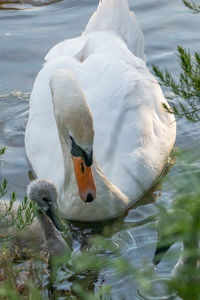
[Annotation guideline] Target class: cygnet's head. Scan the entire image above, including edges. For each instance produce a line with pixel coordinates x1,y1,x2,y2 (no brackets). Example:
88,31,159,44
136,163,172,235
27,179,58,211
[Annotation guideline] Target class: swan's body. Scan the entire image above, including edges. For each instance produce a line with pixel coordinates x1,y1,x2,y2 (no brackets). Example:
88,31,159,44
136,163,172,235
25,0,176,221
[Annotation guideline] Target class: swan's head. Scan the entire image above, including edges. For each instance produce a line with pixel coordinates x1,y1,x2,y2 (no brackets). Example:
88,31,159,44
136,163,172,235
50,69,96,203
27,179,58,211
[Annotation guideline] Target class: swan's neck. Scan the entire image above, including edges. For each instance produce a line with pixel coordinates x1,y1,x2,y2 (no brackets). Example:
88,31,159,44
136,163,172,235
58,133,74,191
58,130,106,201
51,69,129,220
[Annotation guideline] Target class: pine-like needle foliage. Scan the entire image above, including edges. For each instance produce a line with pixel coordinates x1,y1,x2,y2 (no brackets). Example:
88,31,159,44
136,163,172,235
0,147,6,155
183,0,200,13
153,46,200,122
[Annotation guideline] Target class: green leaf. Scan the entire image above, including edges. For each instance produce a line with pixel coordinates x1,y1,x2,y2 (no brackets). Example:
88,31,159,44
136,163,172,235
0,147,6,155
182,0,200,13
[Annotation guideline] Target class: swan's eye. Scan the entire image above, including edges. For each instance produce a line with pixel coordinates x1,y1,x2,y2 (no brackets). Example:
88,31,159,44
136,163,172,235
81,162,84,174
70,135,83,157
69,135,93,167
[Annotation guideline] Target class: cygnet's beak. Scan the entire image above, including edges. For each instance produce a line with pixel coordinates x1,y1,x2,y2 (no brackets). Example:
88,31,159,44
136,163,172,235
45,205,61,230
72,156,96,203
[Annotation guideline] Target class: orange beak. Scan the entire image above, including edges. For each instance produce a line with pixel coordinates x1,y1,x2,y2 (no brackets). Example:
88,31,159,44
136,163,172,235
72,156,96,202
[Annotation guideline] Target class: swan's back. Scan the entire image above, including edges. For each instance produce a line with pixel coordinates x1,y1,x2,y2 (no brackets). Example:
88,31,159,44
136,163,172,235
46,0,144,62
83,0,145,61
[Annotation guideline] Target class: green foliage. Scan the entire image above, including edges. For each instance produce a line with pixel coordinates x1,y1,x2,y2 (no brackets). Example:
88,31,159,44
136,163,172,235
0,147,37,236
183,0,200,13
0,283,23,300
154,148,200,300
0,147,6,155
0,179,8,199
152,11,200,298
0,147,7,199
0,195,37,243
0,147,44,299
15,196,37,231
153,46,200,121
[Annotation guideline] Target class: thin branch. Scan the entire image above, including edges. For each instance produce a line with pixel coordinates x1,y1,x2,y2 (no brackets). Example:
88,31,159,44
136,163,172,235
182,0,200,13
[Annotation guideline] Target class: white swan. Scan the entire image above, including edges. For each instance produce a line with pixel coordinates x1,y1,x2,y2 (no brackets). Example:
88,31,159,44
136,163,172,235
25,0,176,221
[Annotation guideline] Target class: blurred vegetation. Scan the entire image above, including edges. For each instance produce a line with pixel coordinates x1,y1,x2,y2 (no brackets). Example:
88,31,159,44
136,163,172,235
153,46,200,121
154,148,200,300
0,147,6,155
152,1,200,299
152,1,200,122
183,0,200,12
0,146,43,300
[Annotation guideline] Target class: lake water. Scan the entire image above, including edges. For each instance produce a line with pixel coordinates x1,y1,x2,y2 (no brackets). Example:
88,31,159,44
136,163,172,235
0,0,200,299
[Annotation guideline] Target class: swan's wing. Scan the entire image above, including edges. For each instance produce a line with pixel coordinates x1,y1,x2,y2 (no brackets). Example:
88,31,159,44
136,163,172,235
45,35,88,62
45,0,144,63
83,0,145,61
76,33,175,200
26,31,175,203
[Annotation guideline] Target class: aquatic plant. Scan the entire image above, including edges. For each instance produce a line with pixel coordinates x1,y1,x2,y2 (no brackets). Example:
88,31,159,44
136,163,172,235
152,1,200,122
0,147,6,155
152,2,200,298
0,147,7,199
0,147,43,300
154,148,200,300
153,46,200,122
183,0,200,13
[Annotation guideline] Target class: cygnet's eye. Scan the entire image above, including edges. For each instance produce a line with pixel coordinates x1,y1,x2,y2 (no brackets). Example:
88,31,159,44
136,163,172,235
42,197,50,204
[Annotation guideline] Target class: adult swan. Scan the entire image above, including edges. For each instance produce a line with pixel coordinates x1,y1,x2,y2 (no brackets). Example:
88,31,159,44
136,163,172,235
25,0,176,221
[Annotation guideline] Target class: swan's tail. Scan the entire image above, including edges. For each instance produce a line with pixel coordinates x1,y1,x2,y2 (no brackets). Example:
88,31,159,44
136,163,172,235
83,0,145,61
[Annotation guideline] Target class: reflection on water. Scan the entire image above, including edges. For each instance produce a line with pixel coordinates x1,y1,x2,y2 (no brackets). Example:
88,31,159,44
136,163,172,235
0,0,200,298
0,1,25,10
0,0,62,10
0,92,30,196
49,180,162,298
137,278,176,300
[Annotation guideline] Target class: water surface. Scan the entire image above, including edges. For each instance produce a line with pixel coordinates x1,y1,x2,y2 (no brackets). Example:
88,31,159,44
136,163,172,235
0,0,200,298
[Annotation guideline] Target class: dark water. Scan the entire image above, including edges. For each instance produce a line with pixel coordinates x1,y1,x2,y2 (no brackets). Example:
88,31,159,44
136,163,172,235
0,0,200,299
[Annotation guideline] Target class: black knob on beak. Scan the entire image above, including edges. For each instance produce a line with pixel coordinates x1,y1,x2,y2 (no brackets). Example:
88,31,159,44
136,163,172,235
86,193,94,203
